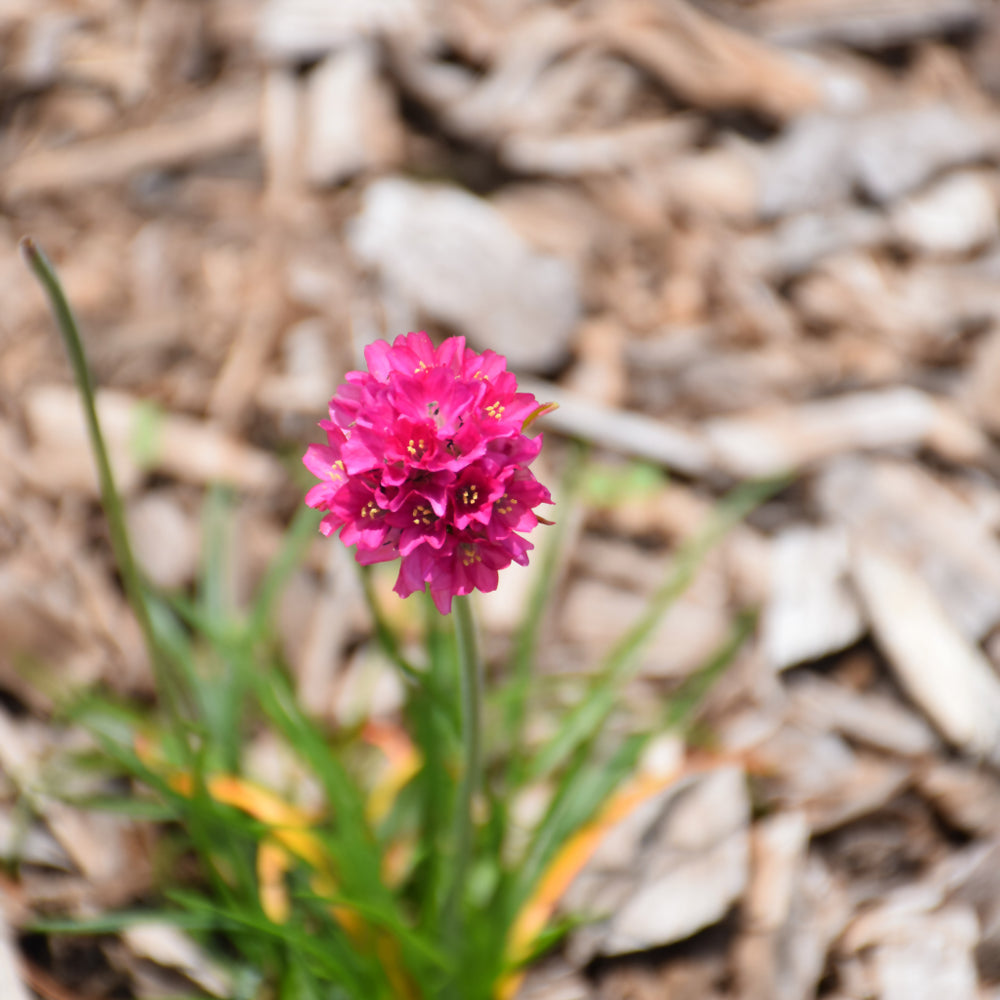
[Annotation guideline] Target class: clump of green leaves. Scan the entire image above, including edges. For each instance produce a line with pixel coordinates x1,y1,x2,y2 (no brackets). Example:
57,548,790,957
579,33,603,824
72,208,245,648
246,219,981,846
23,238,780,1000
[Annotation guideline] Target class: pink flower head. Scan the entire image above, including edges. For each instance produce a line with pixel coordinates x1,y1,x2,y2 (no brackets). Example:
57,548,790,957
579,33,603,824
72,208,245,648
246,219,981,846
303,332,553,614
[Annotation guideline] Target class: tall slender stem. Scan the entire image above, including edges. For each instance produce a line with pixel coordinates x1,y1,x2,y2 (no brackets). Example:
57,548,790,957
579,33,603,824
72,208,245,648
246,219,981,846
444,595,483,963
20,237,187,723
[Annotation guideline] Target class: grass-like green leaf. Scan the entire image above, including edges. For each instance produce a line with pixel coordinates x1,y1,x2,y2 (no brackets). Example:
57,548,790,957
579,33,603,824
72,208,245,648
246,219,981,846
522,475,785,785
25,910,224,935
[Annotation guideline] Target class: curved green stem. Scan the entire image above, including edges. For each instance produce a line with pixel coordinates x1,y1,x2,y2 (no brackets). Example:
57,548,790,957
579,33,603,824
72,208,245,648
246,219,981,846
20,237,188,726
443,595,483,965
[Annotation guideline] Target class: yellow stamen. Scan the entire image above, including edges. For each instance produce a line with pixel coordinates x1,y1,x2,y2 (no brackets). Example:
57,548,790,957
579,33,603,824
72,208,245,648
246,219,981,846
496,493,517,515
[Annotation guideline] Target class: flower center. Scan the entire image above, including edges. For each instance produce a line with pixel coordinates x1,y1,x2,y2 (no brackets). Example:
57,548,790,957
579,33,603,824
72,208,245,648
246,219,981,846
407,438,427,459
484,401,505,420
460,485,480,507
361,499,383,519
495,493,517,515
460,544,481,567
411,504,434,526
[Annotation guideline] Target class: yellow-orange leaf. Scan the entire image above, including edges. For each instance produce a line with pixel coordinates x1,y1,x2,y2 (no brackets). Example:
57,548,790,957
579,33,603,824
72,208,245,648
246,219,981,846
258,839,292,924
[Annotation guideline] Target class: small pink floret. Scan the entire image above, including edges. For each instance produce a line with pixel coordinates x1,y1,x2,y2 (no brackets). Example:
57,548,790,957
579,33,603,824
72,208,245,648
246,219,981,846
303,332,552,613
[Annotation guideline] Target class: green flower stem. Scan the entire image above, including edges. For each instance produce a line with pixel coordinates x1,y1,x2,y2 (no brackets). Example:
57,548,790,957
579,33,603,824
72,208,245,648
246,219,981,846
444,595,483,963
20,237,187,724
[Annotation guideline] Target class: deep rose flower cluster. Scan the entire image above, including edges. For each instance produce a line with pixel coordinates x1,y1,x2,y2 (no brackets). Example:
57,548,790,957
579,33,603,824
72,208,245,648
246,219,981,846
303,332,552,614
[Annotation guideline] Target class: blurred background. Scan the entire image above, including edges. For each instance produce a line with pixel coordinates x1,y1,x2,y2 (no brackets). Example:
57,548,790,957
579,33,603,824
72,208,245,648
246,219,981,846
5,0,1000,998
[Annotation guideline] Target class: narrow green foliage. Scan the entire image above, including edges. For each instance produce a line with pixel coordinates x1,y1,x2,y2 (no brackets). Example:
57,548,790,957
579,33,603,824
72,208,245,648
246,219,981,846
508,610,756,920
407,600,461,933
246,503,320,642
523,474,785,785
500,444,587,779
360,566,424,683
442,595,482,955
661,608,757,734
23,237,785,1000
507,731,647,922
26,911,223,935
579,458,666,507
21,237,191,731
128,398,165,469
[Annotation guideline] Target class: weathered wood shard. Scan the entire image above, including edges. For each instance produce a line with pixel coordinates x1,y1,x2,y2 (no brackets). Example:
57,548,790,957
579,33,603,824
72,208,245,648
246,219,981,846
0,903,31,1000
599,0,823,120
122,923,232,997
3,87,261,198
762,525,863,671
705,387,982,477
519,378,713,476
752,0,986,48
852,543,1000,764
256,0,435,61
788,674,939,758
760,105,1000,217
817,457,1000,640
567,767,750,959
890,171,1000,256
349,179,580,373
737,812,849,1000
842,899,980,1000
303,42,403,187
25,386,283,495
